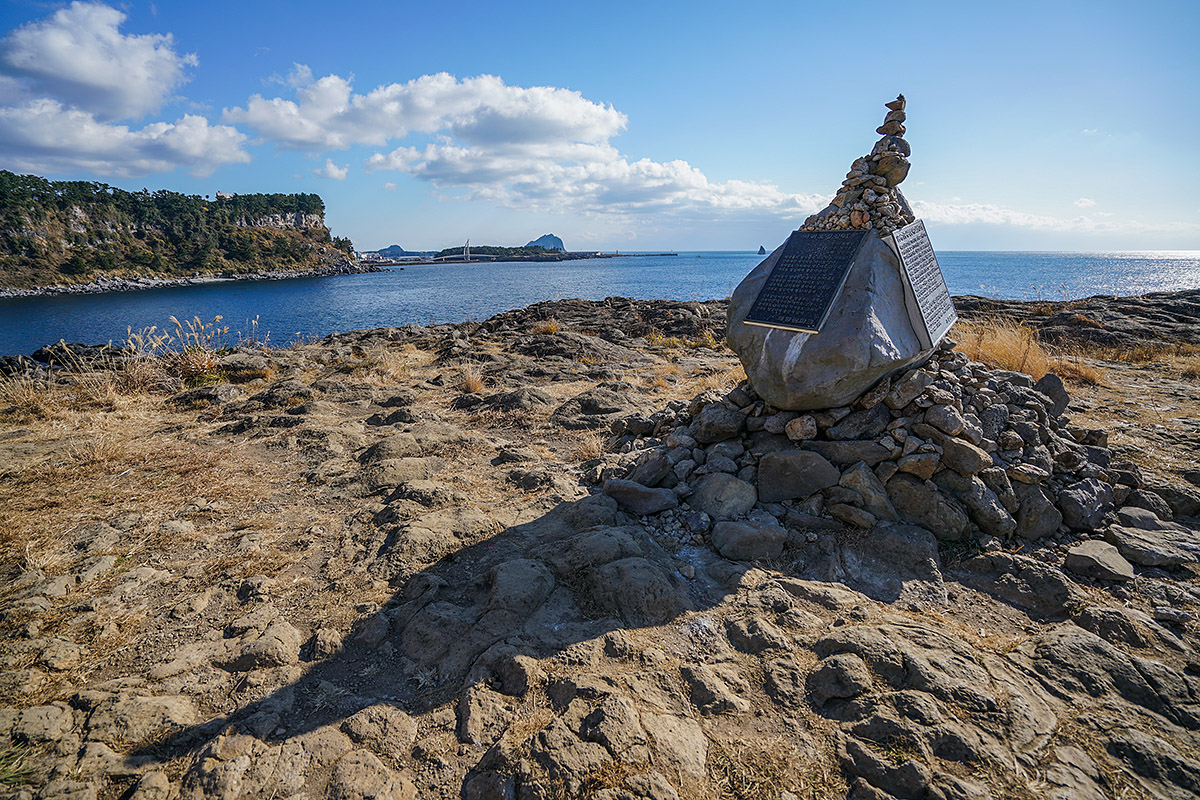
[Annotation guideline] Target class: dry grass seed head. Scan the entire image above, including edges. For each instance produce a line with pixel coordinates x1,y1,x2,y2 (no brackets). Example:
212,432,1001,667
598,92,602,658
530,318,561,335
458,365,486,394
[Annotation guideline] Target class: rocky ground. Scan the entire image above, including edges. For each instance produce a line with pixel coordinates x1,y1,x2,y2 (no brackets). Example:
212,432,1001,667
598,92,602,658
0,294,1198,800
955,289,1200,349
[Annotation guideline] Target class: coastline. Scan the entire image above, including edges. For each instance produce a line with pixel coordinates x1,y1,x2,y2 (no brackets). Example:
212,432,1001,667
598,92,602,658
4,287,1198,363
0,259,385,299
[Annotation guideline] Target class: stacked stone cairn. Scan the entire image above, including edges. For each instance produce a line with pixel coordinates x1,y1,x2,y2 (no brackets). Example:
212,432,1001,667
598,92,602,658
596,340,1147,574
799,94,916,238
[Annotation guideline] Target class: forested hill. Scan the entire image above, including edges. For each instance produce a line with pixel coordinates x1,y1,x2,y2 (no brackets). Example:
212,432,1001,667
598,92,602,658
0,171,357,289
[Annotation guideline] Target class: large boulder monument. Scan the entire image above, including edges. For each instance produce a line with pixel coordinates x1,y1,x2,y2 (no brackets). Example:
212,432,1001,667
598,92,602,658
728,95,957,410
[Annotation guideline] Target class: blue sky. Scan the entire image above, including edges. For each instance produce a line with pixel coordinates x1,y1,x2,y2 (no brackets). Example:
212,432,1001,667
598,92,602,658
0,0,1197,252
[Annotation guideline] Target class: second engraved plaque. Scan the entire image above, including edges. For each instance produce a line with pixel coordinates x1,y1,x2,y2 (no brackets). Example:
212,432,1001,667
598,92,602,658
891,220,957,348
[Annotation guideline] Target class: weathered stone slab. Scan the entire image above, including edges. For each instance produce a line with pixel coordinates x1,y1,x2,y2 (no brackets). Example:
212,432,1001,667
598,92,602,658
756,450,840,502
1065,541,1134,582
728,232,929,411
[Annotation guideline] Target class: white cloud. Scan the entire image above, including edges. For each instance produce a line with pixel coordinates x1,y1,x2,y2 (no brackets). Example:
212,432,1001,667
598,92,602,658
364,141,827,219
914,199,1196,235
225,71,627,151
314,158,348,180
0,99,249,177
0,2,197,121
226,69,825,220
0,4,249,178
383,182,397,191
1074,197,1097,208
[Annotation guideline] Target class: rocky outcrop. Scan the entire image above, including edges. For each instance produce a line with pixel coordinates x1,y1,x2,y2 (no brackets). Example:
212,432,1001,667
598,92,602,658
957,289,1200,348
0,295,1197,800
235,212,325,230
727,230,929,410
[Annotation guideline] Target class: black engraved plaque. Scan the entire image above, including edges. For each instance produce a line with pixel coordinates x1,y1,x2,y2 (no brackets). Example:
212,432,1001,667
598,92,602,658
743,229,868,333
892,220,957,348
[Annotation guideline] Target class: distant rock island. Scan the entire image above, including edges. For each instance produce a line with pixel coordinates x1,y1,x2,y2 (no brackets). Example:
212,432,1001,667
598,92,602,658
525,233,565,251
758,245,766,255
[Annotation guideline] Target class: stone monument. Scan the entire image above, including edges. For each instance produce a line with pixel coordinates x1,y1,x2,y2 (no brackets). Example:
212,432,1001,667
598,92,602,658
727,95,957,410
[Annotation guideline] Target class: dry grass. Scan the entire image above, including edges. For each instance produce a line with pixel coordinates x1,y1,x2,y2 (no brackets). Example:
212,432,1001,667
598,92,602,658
679,363,747,395
954,318,1052,379
954,318,1110,386
707,737,842,800
353,344,430,385
530,318,561,335
956,317,1200,384
0,375,54,420
0,316,238,424
0,400,286,579
578,760,658,798
645,328,723,350
458,364,486,394
568,431,610,461
1090,341,1200,380
1049,355,1105,386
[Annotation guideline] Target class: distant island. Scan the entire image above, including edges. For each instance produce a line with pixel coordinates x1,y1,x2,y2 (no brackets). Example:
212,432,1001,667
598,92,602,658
361,234,569,263
0,170,369,292
433,243,575,260
526,233,565,251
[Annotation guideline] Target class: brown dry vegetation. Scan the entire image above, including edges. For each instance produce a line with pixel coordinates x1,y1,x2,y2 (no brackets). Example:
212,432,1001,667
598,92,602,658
954,315,1200,386
952,318,1106,385
645,328,722,351
530,318,562,335
0,391,284,580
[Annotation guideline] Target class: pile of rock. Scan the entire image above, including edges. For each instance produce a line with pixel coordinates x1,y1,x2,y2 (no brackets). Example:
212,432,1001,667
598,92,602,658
596,338,1188,583
799,95,916,237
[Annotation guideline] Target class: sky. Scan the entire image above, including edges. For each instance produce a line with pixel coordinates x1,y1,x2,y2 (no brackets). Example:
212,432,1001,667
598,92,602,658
0,0,1197,253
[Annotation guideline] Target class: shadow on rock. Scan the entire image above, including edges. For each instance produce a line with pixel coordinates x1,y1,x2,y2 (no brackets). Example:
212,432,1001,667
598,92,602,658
128,491,760,797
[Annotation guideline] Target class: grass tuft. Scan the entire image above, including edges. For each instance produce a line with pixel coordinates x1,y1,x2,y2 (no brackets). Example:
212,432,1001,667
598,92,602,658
954,318,1052,379
0,375,53,420
0,741,34,786
645,328,725,350
458,365,486,394
530,318,561,334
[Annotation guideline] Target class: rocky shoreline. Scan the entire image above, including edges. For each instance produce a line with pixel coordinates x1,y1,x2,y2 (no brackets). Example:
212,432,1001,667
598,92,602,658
3,287,1196,365
956,289,1200,349
0,258,383,299
0,294,1197,799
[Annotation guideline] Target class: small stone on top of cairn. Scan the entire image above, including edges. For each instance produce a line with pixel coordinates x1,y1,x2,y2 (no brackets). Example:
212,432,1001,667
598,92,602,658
801,94,916,237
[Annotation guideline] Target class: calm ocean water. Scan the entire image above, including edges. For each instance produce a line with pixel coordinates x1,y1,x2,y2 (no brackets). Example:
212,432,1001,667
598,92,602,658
2,250,1198,356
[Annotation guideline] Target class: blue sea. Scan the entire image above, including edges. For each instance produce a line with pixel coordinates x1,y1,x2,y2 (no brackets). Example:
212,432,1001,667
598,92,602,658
2,250,1199,356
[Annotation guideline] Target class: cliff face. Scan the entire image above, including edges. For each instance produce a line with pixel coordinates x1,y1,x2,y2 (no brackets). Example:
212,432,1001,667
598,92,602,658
234,212,326,230
0,171,356,289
